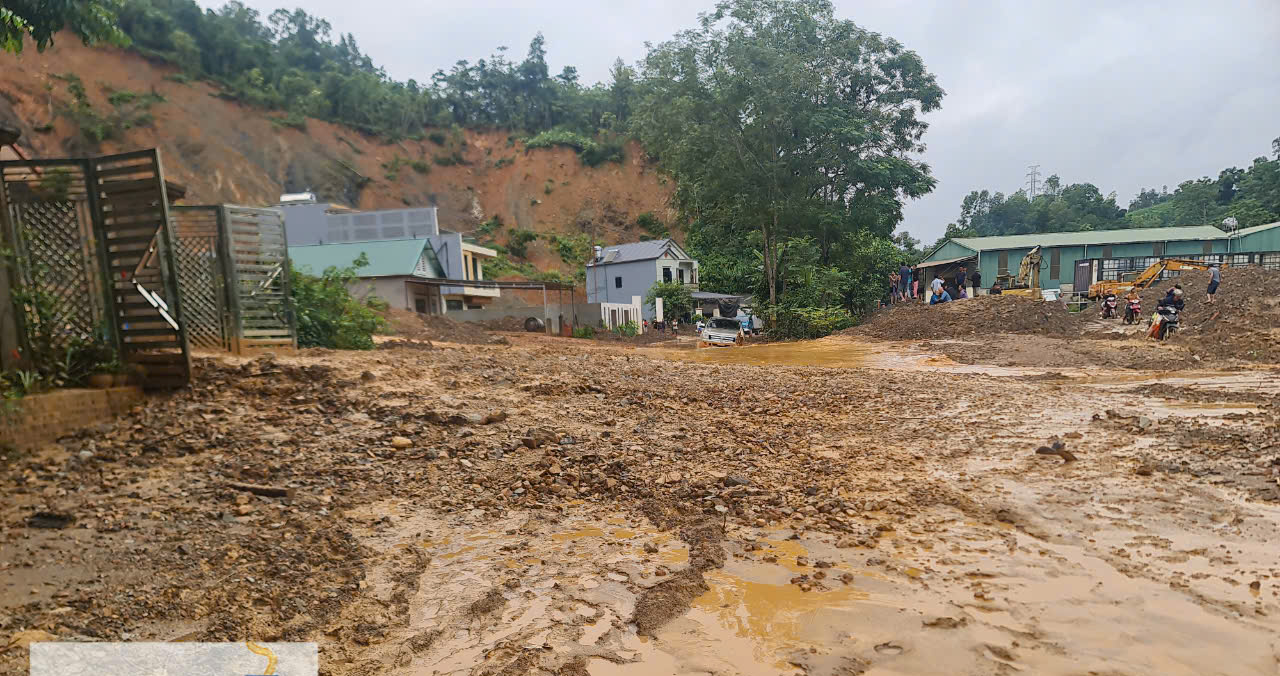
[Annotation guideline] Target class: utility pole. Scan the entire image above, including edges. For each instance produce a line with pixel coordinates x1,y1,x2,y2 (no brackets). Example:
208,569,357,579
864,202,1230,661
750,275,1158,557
1025,164,1040,198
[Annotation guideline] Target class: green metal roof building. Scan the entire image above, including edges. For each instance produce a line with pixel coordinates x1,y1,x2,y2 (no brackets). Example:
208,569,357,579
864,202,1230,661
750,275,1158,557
918,221,1280,293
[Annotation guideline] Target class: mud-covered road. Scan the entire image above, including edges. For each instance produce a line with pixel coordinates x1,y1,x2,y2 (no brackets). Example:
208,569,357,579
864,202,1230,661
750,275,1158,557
4,333,1279,675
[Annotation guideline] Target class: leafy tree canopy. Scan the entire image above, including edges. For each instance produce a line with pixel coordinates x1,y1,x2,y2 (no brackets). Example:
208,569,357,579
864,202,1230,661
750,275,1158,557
631,0,942,328
1,0,128,54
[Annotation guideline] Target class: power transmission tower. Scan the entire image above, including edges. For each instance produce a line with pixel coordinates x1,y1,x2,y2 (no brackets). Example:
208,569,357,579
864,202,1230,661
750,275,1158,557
1025,164,1040,198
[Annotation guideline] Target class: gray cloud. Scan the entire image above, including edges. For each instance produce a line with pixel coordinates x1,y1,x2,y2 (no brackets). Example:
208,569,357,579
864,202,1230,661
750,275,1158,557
198,0,1280,241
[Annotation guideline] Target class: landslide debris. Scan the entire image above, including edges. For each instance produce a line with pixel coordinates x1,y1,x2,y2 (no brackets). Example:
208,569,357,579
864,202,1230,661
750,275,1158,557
846,295,1079,340
383,309,504,345
1135,267,1280,362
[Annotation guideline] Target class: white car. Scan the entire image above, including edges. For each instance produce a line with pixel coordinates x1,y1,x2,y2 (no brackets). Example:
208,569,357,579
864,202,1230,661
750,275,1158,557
700,317,743,347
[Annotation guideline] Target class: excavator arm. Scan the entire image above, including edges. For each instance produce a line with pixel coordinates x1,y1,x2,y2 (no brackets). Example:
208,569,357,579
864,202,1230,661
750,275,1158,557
1087,258,1223,298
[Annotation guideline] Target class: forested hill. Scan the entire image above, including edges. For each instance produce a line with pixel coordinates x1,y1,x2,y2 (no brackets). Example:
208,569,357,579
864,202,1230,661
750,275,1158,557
113,0,631,140
943,137,1280,242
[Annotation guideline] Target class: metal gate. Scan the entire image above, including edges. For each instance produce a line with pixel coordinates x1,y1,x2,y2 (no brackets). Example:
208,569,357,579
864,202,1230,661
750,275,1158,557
0,150,191,388
171,205,296,354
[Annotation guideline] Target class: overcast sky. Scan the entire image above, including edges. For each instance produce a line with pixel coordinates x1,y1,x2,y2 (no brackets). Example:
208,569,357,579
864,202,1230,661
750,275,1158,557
199,0,1280,242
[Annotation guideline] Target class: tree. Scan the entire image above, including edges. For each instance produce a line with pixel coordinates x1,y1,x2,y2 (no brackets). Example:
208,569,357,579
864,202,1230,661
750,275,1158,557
644,281,694,321
631,0,942,315
2,0,128,54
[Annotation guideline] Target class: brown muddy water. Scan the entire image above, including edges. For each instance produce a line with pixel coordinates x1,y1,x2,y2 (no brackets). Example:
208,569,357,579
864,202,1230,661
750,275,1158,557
344,337,1280,675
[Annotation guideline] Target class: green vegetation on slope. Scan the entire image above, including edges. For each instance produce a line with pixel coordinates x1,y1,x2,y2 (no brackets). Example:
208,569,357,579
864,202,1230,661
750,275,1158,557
112,0,636,141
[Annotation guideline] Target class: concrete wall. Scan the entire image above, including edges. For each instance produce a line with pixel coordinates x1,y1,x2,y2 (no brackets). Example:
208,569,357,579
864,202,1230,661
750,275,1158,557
586,259,660,320
450,303,601,334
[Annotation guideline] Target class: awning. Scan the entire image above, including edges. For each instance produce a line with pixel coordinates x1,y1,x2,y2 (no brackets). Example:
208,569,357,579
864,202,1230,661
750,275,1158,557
914,255,976,269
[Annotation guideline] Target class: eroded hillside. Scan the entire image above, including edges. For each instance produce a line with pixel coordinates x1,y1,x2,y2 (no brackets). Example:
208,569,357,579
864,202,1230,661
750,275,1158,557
0,40,677,275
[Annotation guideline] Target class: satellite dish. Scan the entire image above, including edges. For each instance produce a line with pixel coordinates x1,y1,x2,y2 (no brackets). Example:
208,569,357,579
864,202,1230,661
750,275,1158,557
1223,217,1239,230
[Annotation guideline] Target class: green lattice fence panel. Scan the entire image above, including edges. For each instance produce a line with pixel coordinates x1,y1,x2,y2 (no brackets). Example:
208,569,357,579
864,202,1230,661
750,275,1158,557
222,206,296,352
172,206,227,350
0,162,106,356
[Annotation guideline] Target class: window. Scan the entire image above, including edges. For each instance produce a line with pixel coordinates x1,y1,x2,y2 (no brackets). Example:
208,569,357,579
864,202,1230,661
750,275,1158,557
1049,248,1061,280
1262,253,1280,270
414,298,427,314
678,268,686,284
1231,254,1251,266
663,267,672,283
1102,245,1113,258
998,251,1009,275
1152,242,1164,257
471,257,480,280
467,304,484,310
615,276,623,289
1203,241,1214,254
446,299,464,311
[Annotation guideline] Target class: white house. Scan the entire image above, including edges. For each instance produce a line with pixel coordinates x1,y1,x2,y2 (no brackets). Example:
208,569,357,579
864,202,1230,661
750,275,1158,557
584,239,699,321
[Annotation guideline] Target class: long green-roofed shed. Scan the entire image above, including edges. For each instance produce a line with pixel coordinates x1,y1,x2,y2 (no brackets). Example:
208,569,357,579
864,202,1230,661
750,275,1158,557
287,239,443,277
918,222,1280,293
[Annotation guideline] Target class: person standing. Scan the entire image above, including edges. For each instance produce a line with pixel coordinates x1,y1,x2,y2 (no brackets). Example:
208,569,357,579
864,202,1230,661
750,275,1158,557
1207,263,1221,304
899,263,913,300
969,267,982,296
888,271,900,303
955,265,968,297
930,274,944,302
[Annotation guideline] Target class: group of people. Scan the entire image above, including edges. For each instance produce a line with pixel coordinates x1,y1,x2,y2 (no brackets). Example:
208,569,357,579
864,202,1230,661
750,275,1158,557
888,263,991,306
925,264,986,305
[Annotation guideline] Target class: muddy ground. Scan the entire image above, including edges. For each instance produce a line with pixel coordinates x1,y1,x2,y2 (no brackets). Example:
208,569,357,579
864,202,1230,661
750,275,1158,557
3,332,1280,675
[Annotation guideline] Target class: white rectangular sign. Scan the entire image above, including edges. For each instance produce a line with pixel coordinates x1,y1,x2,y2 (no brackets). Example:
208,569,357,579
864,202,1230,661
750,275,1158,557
31,642,318,676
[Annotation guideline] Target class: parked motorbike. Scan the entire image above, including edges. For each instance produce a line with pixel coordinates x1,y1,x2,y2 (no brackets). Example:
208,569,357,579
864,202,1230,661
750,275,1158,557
1100,293,1118,319
1154,305,1180,340
1123,297,1141,324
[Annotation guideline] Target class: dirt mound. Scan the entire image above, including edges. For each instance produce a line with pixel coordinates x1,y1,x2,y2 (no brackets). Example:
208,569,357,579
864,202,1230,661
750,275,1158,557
846,295,1079,340
474,316,529,332
384,310,500,345
1137,267,1280,362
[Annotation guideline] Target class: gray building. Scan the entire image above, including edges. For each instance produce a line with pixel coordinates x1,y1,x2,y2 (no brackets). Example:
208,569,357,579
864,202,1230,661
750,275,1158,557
275,194,439,245
585,239,699,321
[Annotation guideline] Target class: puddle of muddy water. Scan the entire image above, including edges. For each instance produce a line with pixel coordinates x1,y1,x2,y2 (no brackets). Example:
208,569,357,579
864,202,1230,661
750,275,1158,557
643,338,878,368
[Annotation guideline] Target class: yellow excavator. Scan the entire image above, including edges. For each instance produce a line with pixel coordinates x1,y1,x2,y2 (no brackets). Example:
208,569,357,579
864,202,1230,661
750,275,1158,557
1087,258,1224,300
998,246,1043,298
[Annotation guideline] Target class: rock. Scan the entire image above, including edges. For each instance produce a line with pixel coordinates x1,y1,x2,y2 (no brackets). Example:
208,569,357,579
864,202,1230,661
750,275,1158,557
643,543,659,554
448,412,486,426
804,486,819,496
724,475,751,487
1136,463,1155,476
923,616,964,629
236,504,254,516
795,556,809,567
521,429,557,449
1035,446,1077,462
176,544,190,556
391,436,413,449
78,450,95,461
360,371,377,382
27,512,74,529
5,629,57,652
484,410,509,424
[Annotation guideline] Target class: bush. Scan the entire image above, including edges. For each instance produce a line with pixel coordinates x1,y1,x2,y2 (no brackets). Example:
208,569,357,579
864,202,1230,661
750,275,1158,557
290,253,387,350
506,229,539,259
572,326,596,339
427,130,447,145
410,160,430,174
644,281,694,320
635,212,668,237
770,306,854,340
433,151,465,166
613,321,640,338
523,129,624,167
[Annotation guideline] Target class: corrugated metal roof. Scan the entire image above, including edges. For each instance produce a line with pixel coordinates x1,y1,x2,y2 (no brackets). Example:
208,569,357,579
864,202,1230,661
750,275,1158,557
288,239,428,278
589,238,687,265
1232,221,1280,237
915,255,976,269
950,225,1227,252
